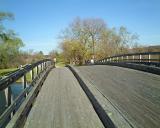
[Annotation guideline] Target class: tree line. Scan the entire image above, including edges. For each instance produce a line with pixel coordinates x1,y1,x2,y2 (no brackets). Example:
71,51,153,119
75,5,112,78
0,12,46,69
59,17,139,65
1,12,158,68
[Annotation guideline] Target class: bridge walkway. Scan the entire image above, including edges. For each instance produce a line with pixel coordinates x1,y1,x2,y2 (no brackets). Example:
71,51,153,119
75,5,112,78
76,65,160,128
24,67,104,128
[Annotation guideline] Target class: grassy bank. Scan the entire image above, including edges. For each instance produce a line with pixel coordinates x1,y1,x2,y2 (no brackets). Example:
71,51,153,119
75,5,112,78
55,62,66,67
0,68,32,82
0,68,17,77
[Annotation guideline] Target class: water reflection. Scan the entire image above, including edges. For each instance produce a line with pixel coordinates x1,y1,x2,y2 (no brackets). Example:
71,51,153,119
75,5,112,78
0,82,30,115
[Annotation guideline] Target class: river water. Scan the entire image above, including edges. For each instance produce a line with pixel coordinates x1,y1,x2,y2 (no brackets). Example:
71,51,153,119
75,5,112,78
0,83,24,115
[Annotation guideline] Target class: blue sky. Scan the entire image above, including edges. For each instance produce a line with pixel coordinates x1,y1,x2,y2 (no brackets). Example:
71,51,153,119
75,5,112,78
0,0,160,54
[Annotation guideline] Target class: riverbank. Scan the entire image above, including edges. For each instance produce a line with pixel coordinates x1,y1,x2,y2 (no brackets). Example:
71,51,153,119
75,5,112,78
0,68,17,76
0,68,32,82
55,62,66,67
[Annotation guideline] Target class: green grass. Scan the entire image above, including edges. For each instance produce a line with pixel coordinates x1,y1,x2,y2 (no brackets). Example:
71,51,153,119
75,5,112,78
55,62,66,67
0,68,17,77
0,68,36,82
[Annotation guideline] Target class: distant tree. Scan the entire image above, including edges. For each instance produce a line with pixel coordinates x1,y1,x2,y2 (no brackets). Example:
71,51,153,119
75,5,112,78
83,18,107,58
59,18,108,63
60,39,86,65
118,26,139,54
59,18,139,65
49,50,58,59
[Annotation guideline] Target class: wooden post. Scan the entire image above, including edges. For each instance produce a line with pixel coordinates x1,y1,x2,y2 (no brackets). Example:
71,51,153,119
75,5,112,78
41,63,43,72
22,74,27,98
126,56,128,62
44,62,46,69
139,54,142,62
148,54,151,63
44,62,45,69
42,63,44,70
30,70,32,81
4,86,12,108
35,66,37,76
121,56,123,61
37,65,39,75
132,55,135,62
32,68,34,80
22,74,27,89
4,86,12,118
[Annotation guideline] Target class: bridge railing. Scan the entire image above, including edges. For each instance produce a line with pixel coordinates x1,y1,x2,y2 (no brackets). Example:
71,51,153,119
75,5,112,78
95,52,160,66
0,59,53,127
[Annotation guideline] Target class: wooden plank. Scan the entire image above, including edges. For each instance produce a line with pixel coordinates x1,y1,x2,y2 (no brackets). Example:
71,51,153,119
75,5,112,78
76,65,160,128
24,68,104,128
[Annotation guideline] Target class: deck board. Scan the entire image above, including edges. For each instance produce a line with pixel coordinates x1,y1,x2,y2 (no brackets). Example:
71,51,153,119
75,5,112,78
24,67,104,128
76,65,160,128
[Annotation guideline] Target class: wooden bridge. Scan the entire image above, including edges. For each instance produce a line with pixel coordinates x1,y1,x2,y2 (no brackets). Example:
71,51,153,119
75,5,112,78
0,52,160,128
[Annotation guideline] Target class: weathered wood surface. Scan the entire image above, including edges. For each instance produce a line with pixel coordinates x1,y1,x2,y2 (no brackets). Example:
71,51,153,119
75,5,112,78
24,68,104,128
76,65,160,128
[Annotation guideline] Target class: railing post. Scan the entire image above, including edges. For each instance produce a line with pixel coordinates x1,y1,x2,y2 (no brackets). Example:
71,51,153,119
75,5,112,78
44,62,46,69
30,68,34,81
126,56,128,62
4,86,12,118
22,74,27,89
22,74,27,98
5,86,12,108
148,54,151,63
43,62,44,69
46,61,48,67
41,63,43,72
132,55,135,62
43,62,44,70
35,66,37,76
32,68,34,80
37,65,39,75
121,56,123,62
139,54,142,62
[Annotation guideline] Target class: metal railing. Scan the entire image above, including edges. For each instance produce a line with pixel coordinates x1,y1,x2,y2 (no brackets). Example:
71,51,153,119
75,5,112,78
95,52,160,67
0,59,53,127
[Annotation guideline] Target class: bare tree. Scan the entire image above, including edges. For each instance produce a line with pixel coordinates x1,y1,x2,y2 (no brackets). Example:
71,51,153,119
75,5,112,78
83,18,107,59
58,18,139,65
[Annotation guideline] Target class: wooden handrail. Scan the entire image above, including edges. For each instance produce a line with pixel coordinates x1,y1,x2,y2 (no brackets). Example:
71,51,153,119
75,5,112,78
0,59,52,91
96,52,160,65
0,59,53,127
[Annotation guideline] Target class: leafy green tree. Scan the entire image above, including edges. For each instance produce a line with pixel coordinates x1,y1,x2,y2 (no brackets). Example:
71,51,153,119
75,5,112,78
0,12,24,68
60,39,86,65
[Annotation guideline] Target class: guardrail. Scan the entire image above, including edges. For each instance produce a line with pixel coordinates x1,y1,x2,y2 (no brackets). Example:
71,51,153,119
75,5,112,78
0,59,53,128
95,52,160,67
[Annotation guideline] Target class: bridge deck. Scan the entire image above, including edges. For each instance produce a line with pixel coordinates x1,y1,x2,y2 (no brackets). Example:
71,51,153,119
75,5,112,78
24,68,104,128
76,65,160,128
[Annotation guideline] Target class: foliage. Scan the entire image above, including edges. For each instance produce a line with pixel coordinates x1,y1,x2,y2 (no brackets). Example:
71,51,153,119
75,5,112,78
0,12,24,69
59,18,139,65
60,40,86,64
